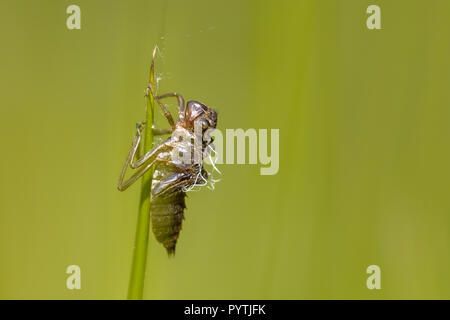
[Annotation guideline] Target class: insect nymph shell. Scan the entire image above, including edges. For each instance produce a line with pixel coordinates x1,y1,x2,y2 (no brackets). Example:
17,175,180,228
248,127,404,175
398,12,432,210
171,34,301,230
149,101,217,255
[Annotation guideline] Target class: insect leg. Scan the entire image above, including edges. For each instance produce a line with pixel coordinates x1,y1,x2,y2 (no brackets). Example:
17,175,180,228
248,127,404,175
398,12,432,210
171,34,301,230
117,158,159,191
146,86,176,129
155,93,186,122
117,123,168,191
130,122,171,169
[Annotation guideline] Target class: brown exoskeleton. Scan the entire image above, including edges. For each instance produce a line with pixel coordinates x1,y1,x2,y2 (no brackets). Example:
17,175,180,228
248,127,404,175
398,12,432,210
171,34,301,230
118,49,218,255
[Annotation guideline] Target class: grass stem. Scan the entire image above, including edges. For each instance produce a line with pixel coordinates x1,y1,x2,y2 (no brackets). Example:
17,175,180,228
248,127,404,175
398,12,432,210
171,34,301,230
127,47,157,300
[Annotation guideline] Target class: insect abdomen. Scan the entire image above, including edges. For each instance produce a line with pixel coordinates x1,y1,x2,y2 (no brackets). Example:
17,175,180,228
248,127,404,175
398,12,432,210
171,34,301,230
150,185,186,255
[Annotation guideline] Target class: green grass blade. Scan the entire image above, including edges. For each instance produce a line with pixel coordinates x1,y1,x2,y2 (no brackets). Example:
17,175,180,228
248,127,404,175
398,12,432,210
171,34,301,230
127,48,157,300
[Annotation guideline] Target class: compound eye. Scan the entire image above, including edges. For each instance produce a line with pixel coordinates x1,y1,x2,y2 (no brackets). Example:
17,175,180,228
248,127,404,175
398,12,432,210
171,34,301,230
187,101,208,121
193,102,208,112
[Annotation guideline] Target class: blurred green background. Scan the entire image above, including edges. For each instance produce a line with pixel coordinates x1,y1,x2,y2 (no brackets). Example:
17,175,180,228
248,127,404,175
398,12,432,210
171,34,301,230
0,0,449,299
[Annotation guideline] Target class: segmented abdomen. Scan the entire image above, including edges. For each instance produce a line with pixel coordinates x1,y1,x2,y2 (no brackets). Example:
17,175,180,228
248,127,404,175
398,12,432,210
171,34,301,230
150,164,188,255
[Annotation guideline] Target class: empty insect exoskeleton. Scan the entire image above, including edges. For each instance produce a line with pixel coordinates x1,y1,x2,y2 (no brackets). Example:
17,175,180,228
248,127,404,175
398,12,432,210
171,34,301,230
118,50,218,255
